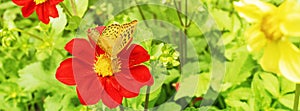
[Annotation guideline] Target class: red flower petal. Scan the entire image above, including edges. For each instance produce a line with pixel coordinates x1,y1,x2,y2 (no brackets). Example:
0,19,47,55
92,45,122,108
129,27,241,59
76,87,87,105
120,44,150,67
49,0,63,5
12,0,32,6
21,1,36,18
101,90,122,108
48,5,59,18
114,71,143,94
64,38,96,64
107,76,139,98
87,27,106,56
109,77,121,91
55,58,76,85
72,58,102,105
95,26,106,34
130,65,153,86
119,85,139,98
109,77,138,98
36,3,50,24
101,77,123,108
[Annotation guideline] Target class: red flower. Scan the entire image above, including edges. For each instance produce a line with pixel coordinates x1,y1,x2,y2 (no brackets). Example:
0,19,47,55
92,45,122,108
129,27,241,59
55,26,154,108
12,0,63,24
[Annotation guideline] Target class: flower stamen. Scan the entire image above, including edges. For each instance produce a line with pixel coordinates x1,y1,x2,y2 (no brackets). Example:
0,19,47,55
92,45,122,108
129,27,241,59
34,0,47,5
94,54,121,77
261,14,283,41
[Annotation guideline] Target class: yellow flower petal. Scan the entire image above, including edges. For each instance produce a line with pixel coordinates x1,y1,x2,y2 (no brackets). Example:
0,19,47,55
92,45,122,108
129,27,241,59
234,0,275,23
260,41,281,74
245,25,267,52
279,40,300,83
278,0,300,14
280,13,300,36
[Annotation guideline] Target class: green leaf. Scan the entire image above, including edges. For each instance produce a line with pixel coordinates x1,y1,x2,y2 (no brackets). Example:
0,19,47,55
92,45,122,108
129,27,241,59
174,74,199,100
225,88,255,110
211,9,232,30
225,99,250,111
225,88,252,110
3,8,17,29
226,88,252,100
259,72,280,98
195,73,210,97
145,87,162,108
223,49,254,91
74,0,88,17
279,94,300,110
50,6,67,37
251,73,272,110
157,102,181,111
17,62,55,92
280,76,295,95
164,69,180,84
65,16,81,30
0,1,15,10
44,94,63,111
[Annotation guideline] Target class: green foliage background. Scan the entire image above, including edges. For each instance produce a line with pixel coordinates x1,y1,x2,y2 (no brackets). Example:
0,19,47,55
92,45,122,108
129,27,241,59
0,0,297,111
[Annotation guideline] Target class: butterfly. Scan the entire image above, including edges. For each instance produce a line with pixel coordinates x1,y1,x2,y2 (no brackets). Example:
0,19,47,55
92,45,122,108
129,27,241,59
88,20,138,58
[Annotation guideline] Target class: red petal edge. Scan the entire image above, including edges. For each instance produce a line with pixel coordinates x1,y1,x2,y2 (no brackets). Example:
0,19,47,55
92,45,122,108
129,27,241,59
76,87,87,105
64,38,96,64
55,58,76,85
130,65,154,86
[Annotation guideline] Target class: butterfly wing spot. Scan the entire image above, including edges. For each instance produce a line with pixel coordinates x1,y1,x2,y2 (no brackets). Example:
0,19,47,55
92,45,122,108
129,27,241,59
96,20,138,56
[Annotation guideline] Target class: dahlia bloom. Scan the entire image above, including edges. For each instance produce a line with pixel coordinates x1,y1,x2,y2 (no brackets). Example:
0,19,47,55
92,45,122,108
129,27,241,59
12,0,63,24
56,26,154,108
234,0,300,83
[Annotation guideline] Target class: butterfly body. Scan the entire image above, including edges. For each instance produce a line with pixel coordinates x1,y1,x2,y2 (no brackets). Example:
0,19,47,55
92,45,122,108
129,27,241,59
92,20,138,57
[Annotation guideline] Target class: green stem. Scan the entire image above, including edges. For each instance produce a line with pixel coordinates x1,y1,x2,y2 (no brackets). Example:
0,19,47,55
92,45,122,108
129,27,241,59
185,0,187,26
173,0,184,26
124,98,129,107
294,84,300,111
144,86,151,111
119,105,124,111
60,3,73,17
12,28,44,41
134,0,149,27
218,96,225,109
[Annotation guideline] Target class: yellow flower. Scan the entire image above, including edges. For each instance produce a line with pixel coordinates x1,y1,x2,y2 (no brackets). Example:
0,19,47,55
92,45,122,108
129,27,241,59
234,0,300,83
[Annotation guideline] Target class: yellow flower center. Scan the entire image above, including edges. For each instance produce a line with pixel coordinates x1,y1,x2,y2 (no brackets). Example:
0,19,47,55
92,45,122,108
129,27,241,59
34,0,47,5
261,14,283,41
94,54,121,77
